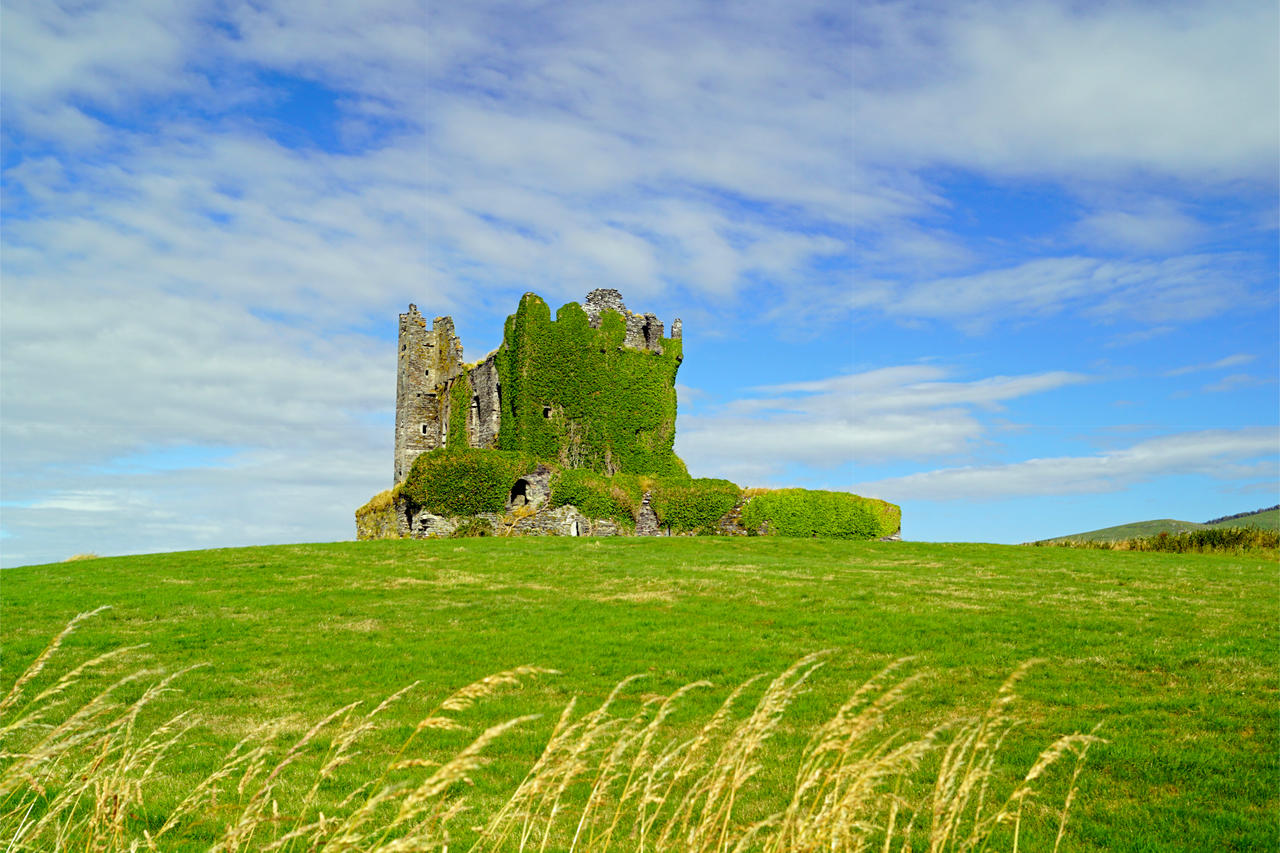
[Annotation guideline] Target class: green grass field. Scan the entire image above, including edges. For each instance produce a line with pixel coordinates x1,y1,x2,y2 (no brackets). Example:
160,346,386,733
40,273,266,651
1043,507,1280,543
3,538,1276,850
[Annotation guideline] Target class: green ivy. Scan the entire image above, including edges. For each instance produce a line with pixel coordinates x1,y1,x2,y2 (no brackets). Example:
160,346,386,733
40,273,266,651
447,370,472,450
388,292,904,540
494,294,686,476
549,471,742,533
548,469,638,528
649,478,741,533
398,447,900,540
401,448,542,517
739,490,901,540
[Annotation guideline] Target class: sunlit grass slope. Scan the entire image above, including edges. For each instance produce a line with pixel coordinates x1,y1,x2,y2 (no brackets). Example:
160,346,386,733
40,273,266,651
3,538,1276,850
1205,506,1279,531
1044,506,1280,543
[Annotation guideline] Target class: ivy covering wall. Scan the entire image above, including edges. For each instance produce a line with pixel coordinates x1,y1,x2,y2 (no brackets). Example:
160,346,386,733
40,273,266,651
400,448,541,517
447,370,472,450
738,489,901,539
354,486,401,539
549,470,742,534
547,469,638,530
649,478,741,533
493,294,686,476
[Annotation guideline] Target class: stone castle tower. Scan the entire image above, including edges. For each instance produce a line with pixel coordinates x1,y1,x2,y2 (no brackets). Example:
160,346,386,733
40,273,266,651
394,289,681,484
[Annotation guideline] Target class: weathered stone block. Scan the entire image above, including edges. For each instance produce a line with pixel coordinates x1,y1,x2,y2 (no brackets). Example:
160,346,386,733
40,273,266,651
635,491,662,536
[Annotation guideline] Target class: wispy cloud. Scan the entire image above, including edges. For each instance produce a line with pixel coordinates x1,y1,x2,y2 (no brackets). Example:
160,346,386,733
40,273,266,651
1203,374,1269,394
676,366,1086,484
858,254,1262,331
1165,353,1256,376
1070,200,1204,254
854,1,1278,181
853,428,1280,501
1,0,863,565
1,0,1274,564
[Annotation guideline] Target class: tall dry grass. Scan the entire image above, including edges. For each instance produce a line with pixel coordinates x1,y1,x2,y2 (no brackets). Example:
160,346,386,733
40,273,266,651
1,610,1102,851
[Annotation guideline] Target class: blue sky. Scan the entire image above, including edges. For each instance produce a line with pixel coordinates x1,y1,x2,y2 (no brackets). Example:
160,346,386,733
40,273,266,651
2,0,1276,567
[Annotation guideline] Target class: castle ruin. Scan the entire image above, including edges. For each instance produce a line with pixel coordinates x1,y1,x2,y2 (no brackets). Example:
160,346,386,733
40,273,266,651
394,288,680,484
359,288,901,541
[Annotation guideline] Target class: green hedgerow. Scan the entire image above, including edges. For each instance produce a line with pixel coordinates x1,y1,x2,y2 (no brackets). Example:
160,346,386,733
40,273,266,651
549,472,744,533
548,469,639,528
1036,526,1279,554
740,489,900,540
401,448,542,517
649,478,741,533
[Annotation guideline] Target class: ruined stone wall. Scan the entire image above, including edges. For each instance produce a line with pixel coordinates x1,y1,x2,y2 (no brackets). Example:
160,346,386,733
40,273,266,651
584,288,675,355
397,503,622,539
463,354,502,449
394,307,465,483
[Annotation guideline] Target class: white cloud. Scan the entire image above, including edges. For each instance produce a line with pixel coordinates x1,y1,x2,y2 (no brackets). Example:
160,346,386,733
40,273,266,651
3,447,387,566
858,254,1260,330
1071,200,1204,254
1203,374,1269,394
850,1,1277,297
854,1,1279,182
1104,325,1177,349
852,428,1280,501
675,366,1086,484
416,1,855,306
1166,353,1257,376
1,1,201,118
3,0,1274,564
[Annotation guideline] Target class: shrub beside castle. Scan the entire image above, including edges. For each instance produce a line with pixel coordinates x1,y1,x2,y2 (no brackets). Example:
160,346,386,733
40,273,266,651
356,289,900,540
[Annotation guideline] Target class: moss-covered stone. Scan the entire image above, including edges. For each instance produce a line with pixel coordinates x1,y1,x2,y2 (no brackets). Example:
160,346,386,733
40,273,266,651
355,487,402,540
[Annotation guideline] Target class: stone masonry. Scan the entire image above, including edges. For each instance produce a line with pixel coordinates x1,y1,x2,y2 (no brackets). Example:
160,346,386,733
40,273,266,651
393,306,465,484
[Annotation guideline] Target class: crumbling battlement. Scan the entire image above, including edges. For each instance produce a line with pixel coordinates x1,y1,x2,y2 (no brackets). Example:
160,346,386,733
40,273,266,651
394,290,683,484
583,288,676,353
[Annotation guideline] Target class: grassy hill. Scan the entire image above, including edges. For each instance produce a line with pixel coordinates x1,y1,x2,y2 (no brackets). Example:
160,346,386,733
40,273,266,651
2,538,1276,850
1205,506,1279,531
1042,506,1279,543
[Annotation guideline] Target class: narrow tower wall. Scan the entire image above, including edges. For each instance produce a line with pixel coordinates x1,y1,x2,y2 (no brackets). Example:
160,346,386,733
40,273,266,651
394,306,465,483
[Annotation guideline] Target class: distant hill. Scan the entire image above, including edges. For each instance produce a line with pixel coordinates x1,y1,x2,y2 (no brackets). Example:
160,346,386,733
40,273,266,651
1203,506,1279,532
1041,506,1279,544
